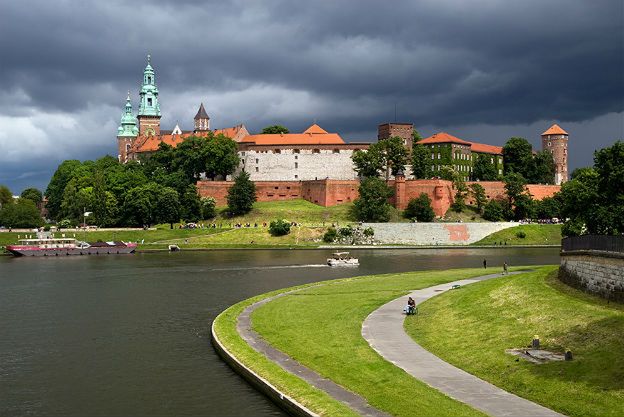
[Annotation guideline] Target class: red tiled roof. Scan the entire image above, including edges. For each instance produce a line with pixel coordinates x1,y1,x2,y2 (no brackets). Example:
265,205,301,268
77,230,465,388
419,132,472,146
133,126,244,153
240,124,345,145
470,142,503,155
542,124,568,136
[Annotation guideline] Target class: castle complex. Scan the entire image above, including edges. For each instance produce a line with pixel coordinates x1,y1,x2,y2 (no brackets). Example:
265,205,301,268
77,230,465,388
116,56,568,214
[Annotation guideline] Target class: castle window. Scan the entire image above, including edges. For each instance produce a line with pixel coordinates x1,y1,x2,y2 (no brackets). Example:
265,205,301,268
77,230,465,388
274,149,281,154
313,149,320,154
295,155,298,160
148,76,151,84
126,144,130,152
295,175,298,179
431,165,435,171
255,167,259,172
293,149,300,153
333,149,340,154
147,98,152,106
241,152,245,156
437,153,441,159
255,158,259,164
491,157,494,164
295,162,298,169
431,154,435,159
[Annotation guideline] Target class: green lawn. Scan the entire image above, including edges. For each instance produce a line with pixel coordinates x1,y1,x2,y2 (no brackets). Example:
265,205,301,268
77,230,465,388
216,199,355,226
405,267,624,417
249,269,514,417
473,224,562,245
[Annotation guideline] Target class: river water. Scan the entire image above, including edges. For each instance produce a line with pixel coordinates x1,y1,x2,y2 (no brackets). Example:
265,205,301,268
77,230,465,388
0,248,559,416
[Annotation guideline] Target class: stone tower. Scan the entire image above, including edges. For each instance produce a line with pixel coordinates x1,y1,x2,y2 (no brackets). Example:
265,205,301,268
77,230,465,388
194,103,210,132
378,122,414,151
117,92,139,163
137,54,161,136
541,123,569,185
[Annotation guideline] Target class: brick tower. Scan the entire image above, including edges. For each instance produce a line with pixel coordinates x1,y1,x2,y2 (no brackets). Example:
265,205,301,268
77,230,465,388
116,91,139,163
137,54,161,136
378,122,414,151
541,124,569,185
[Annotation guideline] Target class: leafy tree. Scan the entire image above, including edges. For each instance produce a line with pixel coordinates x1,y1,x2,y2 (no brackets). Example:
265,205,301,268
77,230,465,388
20,188,43,205
174,136,209,182
412,129,422,143
156,186,181,229
411,144,430,179
503,172,532,220
502,137,533,177
352,149,383,178
181,185,202,222
469,183,487,213
514,194,536,220
122,183,160,227
472,154,498,181
45,160,83,219
352,177,393,222
438,165,456,181
262,125,289,134
535,196,561,220
204,134,239,180
530,150,555,184
570,167,594,180
269,219,291,236
558,169,599,235
200,197,217,220
483,199,505,221
403,193,435,222
227,171,256,216
0,198,43,228
323,227,337,243
0,185,13,208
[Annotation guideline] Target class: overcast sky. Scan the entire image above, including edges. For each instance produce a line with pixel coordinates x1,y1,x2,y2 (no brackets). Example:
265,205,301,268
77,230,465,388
0,0,622,193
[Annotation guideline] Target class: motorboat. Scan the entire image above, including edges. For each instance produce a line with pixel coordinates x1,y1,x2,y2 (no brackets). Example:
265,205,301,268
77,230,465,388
327,252,359,266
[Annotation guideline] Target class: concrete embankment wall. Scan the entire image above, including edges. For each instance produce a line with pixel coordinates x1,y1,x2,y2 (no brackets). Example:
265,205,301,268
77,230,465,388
363,222,517,245
559,251,624,302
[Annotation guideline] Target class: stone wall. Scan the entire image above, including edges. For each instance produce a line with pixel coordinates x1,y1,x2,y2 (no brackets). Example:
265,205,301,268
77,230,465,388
362,222,517,245
559,252,624,302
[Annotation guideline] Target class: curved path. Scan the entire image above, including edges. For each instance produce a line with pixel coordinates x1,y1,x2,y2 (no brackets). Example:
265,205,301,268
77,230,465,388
361,271,565,417
238,289,391,417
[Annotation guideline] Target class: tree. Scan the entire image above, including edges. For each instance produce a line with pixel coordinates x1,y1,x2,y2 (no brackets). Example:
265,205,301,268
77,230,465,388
352,149,383,178
181,185,202,222
502,137,533,178
174,136,209,182
352,137,409,179
155,186,181,228
411,144,430,179
121,183,159,227
200,197,217,219
204,134,240,180
503,173,532,220
535,196,560,220
0,185,13,208
472,154,498,181
20,188,42,205
269,219,291,236
403,193,435,222
469,183,487,213
483,200,505,221
530,150,555,184
0,198,43,228
45,160,83,219
352,177,393,222
558,169,599,235
262,125,289,134
412,129,422,143
227,171,256,216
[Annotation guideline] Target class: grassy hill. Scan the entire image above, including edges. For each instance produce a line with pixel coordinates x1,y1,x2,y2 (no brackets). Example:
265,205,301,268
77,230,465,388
473,224,562,246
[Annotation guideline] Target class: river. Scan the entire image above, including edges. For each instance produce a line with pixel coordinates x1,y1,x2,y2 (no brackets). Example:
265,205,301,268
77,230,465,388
0,248,559,416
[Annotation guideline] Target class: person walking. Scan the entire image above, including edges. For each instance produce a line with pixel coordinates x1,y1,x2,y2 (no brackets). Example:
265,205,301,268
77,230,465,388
503,261,508,275
483,258,487,269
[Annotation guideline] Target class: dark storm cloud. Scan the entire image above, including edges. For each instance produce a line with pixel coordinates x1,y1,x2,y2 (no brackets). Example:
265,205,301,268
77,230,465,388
0,0,622,192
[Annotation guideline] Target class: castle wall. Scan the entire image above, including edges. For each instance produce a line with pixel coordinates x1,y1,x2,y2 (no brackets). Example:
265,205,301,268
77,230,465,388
560,252,624,302
363,222,517,245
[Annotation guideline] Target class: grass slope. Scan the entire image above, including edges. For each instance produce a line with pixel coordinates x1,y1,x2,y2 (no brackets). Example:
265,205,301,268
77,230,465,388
405,267,624,417
250,269,510,417
473,224,562,246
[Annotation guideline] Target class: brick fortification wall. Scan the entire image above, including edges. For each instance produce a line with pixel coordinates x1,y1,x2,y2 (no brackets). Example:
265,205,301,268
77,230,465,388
559,252,624,302
197,179,560,216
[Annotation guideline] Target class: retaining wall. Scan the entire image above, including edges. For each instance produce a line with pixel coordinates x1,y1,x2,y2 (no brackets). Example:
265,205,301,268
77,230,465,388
559,251,624,302
363,222,517,245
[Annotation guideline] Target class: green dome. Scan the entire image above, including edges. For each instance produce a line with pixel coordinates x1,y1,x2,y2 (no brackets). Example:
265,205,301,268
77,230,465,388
117,92,138,137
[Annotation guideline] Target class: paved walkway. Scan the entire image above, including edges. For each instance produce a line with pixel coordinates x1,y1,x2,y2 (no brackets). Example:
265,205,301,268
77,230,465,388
361,271,566,417
238,289,391,417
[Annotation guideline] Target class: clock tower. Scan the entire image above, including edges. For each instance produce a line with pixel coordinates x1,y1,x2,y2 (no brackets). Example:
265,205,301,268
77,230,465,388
137,54,161,136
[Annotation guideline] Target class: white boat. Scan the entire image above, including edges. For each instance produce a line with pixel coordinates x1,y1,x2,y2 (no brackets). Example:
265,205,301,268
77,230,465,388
327,252,359,266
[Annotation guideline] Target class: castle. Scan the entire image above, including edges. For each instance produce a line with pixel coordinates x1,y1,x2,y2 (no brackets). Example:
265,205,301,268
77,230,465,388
116,56,567,214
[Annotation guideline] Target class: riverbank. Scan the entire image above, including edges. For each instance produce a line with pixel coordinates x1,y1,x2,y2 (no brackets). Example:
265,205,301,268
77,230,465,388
214,266,622,417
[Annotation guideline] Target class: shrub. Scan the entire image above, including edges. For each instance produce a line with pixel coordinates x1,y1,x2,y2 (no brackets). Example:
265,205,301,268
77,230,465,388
483,200,505,221
200,197,217,219
516,230,527,239
43,225,51,231
363,227,375,237
338,226,353,237
269,219,291,236
404,193,435,222
58,219,72,229
323,227,337,243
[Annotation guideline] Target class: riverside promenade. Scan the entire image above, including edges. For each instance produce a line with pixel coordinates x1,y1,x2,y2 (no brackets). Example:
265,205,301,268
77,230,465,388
362,271,565,417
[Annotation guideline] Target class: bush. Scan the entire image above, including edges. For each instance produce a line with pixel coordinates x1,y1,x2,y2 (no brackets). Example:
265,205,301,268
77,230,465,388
57,219,73,229
323,227,337,243
483,200,505,221
363,227,375,237
269,219,291,236
338,226,353,237
404,193,435,222
516,230,527,239
43,225,51,231
200,197,217,219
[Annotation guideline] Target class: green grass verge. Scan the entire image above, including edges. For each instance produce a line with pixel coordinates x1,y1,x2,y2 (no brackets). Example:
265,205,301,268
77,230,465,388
473,224,562,246
216,199,354,226
249,268,524,417
405,266,624,417
213,285,361,417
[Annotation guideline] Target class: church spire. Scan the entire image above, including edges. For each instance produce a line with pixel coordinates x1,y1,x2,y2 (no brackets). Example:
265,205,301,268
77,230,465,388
117,92,138,137
137,54,161,136
194,102,210,132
